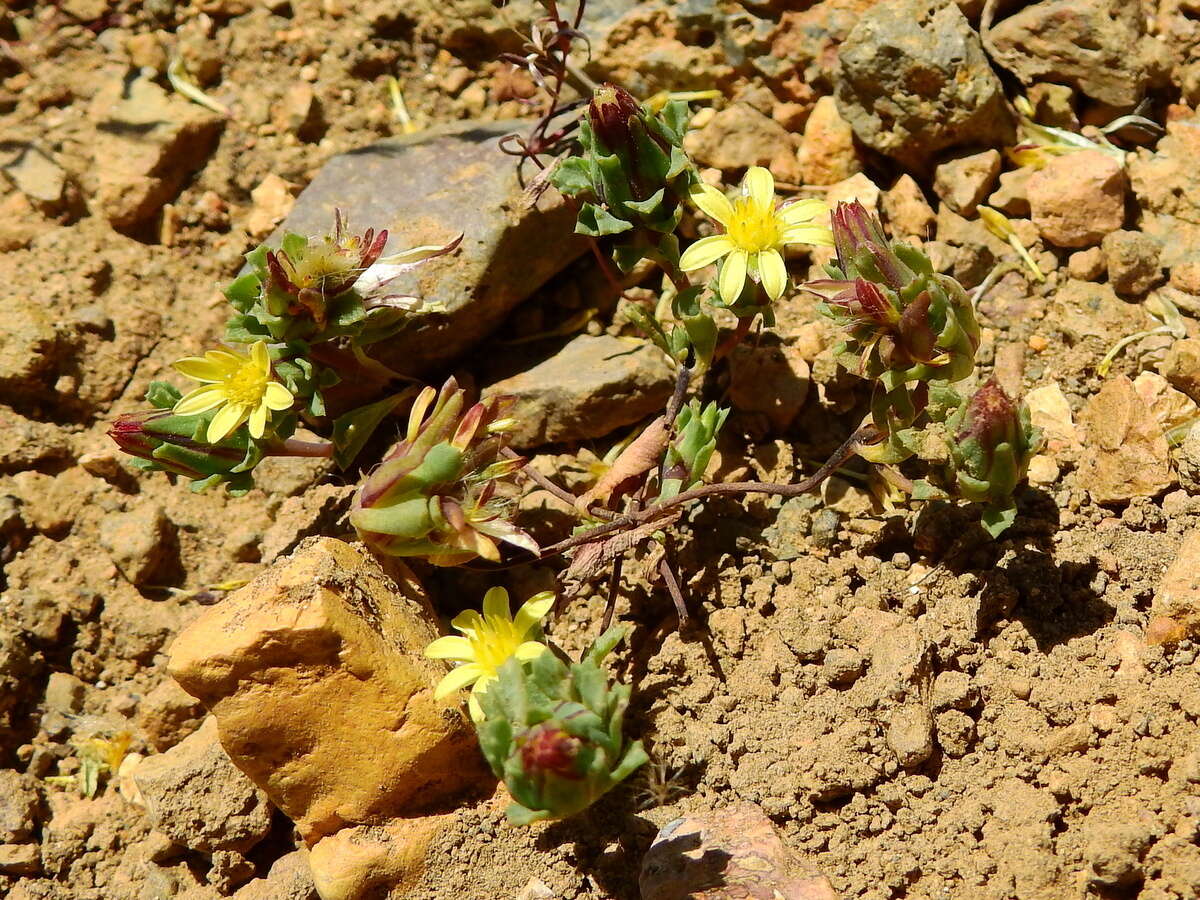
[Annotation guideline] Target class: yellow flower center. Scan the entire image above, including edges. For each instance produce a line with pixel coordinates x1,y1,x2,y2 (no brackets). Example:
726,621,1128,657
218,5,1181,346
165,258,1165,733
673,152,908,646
469,616,524,671
726,196,782,253
290,242,356,289
221,360,270,406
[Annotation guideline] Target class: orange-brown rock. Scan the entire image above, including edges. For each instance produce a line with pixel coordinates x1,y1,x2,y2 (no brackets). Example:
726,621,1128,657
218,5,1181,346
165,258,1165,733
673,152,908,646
168,537,488,842
306,814,453,900
1077,376,1174,504
1147,530,1200,646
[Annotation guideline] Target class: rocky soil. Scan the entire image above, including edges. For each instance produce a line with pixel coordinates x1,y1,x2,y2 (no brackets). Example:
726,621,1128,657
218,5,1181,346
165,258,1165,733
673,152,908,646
3,0,1200,898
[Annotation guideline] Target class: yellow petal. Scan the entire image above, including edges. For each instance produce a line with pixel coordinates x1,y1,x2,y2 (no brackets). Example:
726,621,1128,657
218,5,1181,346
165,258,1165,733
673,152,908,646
759,250,788,301
205,349,245,369
172,356,226,382
468,690,485,723
718,249,748,305
207,402,248,443
263,381,294,411
679,234,735,272
514,592,555,635
451,609,483,637
513,640,547,661
424,635,474,661
174,385,225,416
743,166,774,208
689,183,734,225
482,586,511,622
779,198,828,225
434,663,486,698
248,403,268,439
782,223,835,247
250,340,270,372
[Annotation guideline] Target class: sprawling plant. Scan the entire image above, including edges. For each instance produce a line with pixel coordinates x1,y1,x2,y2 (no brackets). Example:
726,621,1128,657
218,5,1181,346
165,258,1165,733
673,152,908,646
109,0,1045,827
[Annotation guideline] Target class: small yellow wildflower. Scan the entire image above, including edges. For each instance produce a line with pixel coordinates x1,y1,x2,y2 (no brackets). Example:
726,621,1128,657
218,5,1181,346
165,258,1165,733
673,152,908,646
172,341,294,443
425,587,554,722
680,166,832,306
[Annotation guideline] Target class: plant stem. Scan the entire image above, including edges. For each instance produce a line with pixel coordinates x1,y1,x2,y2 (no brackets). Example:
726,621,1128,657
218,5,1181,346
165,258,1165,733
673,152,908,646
539,423,878,559
275,438,335,458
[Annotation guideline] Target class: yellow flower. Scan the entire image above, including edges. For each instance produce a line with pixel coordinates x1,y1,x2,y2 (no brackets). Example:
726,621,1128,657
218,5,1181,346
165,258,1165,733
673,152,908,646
425,587,554,722
680,166,832,306
172,341,294,443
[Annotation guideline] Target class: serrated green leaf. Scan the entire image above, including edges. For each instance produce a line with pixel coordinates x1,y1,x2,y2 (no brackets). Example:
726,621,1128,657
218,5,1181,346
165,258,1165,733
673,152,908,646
576,203,634,237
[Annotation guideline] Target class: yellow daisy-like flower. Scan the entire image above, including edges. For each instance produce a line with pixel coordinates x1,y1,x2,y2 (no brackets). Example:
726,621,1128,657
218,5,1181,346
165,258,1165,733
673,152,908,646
680,166,833,306
172,341,294,443
425,587,554,722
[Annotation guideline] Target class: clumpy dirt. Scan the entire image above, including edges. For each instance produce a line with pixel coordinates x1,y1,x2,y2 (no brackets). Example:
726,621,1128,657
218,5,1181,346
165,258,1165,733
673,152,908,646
4,0,1200,899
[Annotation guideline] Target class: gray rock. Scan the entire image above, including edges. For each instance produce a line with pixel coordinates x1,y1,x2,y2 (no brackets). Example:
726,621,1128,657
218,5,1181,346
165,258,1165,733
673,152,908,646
99,502,177,586
0,770,42,843
986,0,1168,108
835,0,1013,172
483,334,674,448
133,716,273,854
270,120,584,376
1102,230,1163,297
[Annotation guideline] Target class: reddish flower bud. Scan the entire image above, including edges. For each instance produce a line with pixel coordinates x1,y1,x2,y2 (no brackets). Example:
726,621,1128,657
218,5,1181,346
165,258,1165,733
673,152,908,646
519,723,582,780
587,83,642,154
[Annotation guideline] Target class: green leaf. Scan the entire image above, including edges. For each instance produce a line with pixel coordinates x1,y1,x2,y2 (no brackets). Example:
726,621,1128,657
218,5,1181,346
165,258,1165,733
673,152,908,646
583,626,627,667
280,232,308,258
551,156,594,198
224,272,262,313
225,315,270,344
981,502,1017,538
575,203,634,237
331,392,410,469
145,381,181,408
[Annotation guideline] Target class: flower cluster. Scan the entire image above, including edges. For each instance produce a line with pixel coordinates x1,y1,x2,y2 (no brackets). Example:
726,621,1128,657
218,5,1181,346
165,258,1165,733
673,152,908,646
810,200,980,463
109,214,458,493
350,378,536,565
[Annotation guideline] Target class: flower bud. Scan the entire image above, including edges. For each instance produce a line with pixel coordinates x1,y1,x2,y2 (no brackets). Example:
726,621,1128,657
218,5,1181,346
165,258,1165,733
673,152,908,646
519,724,582,781
587,83,642,155
351,378,537,566
944,378,1041,535
108,409,248,483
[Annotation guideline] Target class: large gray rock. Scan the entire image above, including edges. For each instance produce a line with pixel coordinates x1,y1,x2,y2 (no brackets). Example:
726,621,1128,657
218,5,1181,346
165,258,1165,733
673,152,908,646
271,120,584,376
483,334,674,448
986,0,1168,109
835,0,1013,173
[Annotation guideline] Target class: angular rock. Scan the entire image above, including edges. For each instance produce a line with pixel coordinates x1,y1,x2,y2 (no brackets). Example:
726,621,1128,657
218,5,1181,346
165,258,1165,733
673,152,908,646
640,803,838,900
797,96,860,186
729,341,809,433
0,770,42,843
483,334,674,448
1077,375,1174,504
1130,117,1200,226
232,851,318,900
987,167,1033,217
0,143,72,215
0,842,40,876
986,0,1168,108
1147,530,1200,645
835,0,1013,172
99,502,178,586
1080,800,1164,888
824,172,881,214
770,0,893,90
271,120,583,376
307,814,451,900
883,174,935,239
933,149,1001,217
1067,247,1105,281
89,76,223,230
1102,230,1162,297
1163,339,1200,405
683,102,801,184
169,537,486,841
0,303,58,397
137,679,207,752
133,716,273,854
1027,150,1126,248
